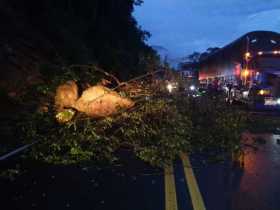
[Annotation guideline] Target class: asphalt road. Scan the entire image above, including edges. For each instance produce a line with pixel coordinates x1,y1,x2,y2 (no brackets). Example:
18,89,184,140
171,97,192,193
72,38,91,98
1,133,280,210
192,133,280,210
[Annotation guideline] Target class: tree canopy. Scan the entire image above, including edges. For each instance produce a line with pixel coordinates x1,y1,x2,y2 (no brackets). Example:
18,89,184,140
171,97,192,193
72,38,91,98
5,0,158,79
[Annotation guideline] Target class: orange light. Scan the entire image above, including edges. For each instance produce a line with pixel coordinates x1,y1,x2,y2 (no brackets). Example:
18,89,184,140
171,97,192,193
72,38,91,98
242,69,250,77
245,52,251,58
258,89,270,96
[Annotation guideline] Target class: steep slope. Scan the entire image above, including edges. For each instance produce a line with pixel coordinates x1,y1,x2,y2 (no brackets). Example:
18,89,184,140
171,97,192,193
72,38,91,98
0,0,156,96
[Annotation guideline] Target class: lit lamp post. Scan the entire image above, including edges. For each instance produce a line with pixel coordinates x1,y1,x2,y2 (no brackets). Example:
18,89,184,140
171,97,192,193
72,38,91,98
243,36,251,86
244,52,251,86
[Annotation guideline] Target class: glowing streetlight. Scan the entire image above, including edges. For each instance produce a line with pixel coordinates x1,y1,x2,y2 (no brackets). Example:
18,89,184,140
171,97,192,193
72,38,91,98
245,52,251,60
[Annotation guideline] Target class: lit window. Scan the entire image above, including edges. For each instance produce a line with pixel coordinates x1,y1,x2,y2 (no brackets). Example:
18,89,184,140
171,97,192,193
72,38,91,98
271,40,277,44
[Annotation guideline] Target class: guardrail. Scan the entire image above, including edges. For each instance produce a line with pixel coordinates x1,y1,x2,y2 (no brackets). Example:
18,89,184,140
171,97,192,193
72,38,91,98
0,141,38,161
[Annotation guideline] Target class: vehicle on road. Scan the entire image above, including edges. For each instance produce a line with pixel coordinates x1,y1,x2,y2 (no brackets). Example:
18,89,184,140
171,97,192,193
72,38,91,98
198,31,280,109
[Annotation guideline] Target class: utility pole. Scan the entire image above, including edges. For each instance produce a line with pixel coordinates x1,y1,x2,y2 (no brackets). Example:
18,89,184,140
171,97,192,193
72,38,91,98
244,36,250,86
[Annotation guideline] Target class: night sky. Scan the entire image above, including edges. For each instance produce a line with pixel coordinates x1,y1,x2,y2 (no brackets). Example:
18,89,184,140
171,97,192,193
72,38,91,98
134,0,280,58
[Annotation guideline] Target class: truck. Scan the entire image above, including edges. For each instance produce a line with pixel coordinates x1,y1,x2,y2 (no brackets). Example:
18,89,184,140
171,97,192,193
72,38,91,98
198,31,280,109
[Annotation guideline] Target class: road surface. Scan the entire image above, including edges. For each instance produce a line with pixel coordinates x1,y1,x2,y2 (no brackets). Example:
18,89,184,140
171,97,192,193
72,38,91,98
1,133,280,210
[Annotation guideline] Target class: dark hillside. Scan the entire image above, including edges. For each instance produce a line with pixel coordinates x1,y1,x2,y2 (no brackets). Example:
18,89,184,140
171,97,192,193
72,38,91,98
0,0,156,95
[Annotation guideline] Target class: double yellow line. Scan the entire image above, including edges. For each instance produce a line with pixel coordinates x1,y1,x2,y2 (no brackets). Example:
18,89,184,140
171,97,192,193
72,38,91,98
164,165,178,210
164,153,206,210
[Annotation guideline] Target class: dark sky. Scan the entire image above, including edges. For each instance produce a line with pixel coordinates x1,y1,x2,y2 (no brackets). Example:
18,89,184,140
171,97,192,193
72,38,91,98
134,0,280,58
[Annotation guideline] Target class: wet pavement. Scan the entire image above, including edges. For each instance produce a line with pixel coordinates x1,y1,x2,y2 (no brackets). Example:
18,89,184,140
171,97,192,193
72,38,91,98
231,133,280,210
191,133,280,210
1,133,280,210
0,152,165,210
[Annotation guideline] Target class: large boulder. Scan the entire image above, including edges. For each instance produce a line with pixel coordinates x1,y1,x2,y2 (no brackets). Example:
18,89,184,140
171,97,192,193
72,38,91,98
54,80,78,111
74,85,134,118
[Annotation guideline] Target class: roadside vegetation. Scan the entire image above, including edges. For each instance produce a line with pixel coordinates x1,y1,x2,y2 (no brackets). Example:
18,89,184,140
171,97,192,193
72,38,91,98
9,66,248,169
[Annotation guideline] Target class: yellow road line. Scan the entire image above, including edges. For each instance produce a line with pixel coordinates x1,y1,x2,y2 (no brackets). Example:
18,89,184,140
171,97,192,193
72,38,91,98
164,165,178,210
180,153,206,210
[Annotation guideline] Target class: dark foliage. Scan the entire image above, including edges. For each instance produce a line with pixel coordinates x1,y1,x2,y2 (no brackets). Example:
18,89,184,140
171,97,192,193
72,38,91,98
4,0,156,79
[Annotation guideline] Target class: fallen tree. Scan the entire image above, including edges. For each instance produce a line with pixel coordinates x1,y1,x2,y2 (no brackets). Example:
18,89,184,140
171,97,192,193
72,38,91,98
14,65,247,167
55,82,135,122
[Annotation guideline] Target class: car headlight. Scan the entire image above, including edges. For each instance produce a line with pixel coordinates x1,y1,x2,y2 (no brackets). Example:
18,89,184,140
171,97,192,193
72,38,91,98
190,85,196,91
277,98,280,105
258,89,270,96
167,84,173,93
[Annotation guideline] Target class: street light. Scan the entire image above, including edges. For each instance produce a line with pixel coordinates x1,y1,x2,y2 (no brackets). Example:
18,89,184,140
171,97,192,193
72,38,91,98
245,52,251,60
